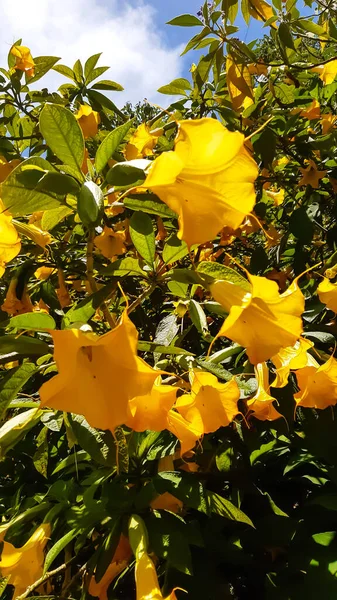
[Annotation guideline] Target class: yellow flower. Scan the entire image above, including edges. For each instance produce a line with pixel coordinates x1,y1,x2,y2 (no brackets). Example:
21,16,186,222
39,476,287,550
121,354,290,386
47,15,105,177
144,118,258,247
273,156,289,169
247,62,268,76
265,188,285,206
56,269,72,309
135,551,178,600
298,160,327,188
94,227,126,260
294,355,337,409
12,221,52,249
318,277,337,313
1,277,33,316
0,157,21,183
265,224,282,249
226,55,254,111
35,267,56,281
321,113,337,135
312,59,337,85
271,338,316,388
211,273,304,364
89,535,131,600
0,205,21,278
0,524,50,599
125,124,162,160
176,370,240,435
247,363,281,421
75,105,100,139
39,310,159,433
10,45,35,77
127,379,177,432
300,99,320,120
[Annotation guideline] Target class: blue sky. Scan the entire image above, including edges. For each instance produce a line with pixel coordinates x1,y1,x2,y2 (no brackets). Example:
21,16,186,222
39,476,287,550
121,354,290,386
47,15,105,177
0,0,266,105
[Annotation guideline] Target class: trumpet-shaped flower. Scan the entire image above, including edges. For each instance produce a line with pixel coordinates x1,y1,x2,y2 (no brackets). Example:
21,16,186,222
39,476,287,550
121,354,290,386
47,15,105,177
321,113,337,135
10,45,35,77
211,273,305,364
312,59,337,85
39,311,159,432
135,551,178,600
1,277,33,316
298,160,327,188
94,227,126,260
144,118,258,247
300,99,320,120
89,535,132,600
247,363,281,421
75,104,100,139
271,338,316,388
0,524,50,599
175,370,240,434
0,207,21,278
318,277,337,313
125,124,162,160
294,355,337,409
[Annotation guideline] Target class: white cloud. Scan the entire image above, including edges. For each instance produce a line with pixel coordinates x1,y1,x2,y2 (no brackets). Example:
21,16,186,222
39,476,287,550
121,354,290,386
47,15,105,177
0,0,184,106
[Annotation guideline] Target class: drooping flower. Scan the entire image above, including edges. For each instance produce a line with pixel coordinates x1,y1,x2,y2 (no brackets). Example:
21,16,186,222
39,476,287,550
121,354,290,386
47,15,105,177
135,551,178,600
247,363,282,421
94,227,126,260
298,160,327,188
265,188,285,206
39,310,159,432
89,535,132,600
226,55,254,111
56,269,72,309
300,99,320,120
271,338,316,388
125,124,162,161
320,113,337,135
35,266,56,281
175,370,240,435
0,205,21,278
10,45,35,77
318,277,337,313
75,104,100,139
294,355,337,409
0,524,51,599
1,277,33,316
211,273,305,364
312,59,337,85
143,118,258,247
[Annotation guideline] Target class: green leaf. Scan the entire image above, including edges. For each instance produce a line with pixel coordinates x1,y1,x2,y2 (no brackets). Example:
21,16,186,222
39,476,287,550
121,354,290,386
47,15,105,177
278,22,295,50
1,157,65,216
95,120,134,173
167,14,204,26
197,359,232,382
53,64,76,80
0,408,43,458
33,425,49,477
289,207,313,244
205,491,254,526
188,299,209,338
86,66,110,85
167,280,189,298
129,211,156,267
0,363,36,421
87,89,127,121
168,268,203,286
0,335,50,359
63,282,116,326
44,529,78,573
197,261,250,290
91,79,124,91
106,162,146,188
73,58,83,83
163,233,189,264
158,78,192,96
84,53,102,82
77,181,104,228
124,194,176,218
296,19,326,35
137,341,193,356
68,414,116,466
8,313,56,331
147,511,193,575
27,56,61,84
41,205,73,231
39,104,85,179
100,257,147,278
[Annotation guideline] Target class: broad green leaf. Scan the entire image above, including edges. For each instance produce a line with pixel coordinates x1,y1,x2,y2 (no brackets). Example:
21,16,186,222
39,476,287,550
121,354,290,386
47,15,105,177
63,282,116,327
86,66,110,85
296,19,326,35
41,205,73,231
0,363,36,421
147,511,193,575
77,181,104,228
68,414,116,466
197,261,250,290
27,56,61,84
188,299,210,338
53,64,76,80
158,78,192,95
278,22,295,50
44,529,78,573
180,27,211,56
167,14,204,26
197,359,232,381
0,335,50,359
129,211,156,267
33,425,49,477
84,53,102,82
163,233,189,264
39,104,85,179
87,89,127,121
1,157,64,216
91,79,124,91
8,313,56,331
205,490,254,526
0,408,43,458
73,58,83,83
168,268,203,285
100,257,147,278
167,280,189,298
95,120,134,172
137,341,193,355
106,162,146,188
124,194,176,218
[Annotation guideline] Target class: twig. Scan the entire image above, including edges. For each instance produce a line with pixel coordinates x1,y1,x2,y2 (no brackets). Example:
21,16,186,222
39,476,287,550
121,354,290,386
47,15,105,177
15,563,67,600
127,283,157,315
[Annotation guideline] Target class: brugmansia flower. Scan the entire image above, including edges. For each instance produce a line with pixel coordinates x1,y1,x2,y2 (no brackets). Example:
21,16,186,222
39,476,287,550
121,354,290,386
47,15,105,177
298,160,327,188
1,277,33,316
135,551,178,600
56,269,71,309
10,45,35,77
75,104,100,138
321,113,337,134
175,370,240,434
211,273,304,364
0,523,50,599
226,55,254,111
247,363,281,421
318,277,337,313
312,59,337,85
294,355,337,409
300,99,320,120
125,124,162,160
39,311,159,432
265,188,285,206
271,338,315,388
94,227,126,260
89,535,132,600
0,206,21,278
143,118,258,247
